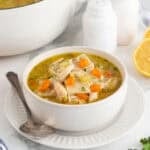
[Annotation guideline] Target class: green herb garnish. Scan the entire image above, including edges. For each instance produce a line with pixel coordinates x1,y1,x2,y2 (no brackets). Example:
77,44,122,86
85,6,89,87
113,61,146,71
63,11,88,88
140,137,150,150
128,137,150,150
81,87,86,91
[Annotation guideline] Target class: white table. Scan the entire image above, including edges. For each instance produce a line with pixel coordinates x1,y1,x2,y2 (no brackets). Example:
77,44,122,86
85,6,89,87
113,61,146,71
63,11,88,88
0,9,150,150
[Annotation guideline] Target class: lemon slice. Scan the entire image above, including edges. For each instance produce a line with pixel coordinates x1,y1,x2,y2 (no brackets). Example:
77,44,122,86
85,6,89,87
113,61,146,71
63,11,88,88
144,28,150,39
133,39,150,77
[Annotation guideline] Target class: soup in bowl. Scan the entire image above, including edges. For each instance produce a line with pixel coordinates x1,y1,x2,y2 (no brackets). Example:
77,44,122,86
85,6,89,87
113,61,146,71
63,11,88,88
23,47,127,131
28,53,122,105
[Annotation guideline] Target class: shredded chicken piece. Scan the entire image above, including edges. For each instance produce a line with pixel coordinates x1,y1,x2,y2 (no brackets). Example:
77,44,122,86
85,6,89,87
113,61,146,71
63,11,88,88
101,77,119,90
66,81,90,95
89,92,98,102
49,59,74,82
52,80,68,101
68,95,79,104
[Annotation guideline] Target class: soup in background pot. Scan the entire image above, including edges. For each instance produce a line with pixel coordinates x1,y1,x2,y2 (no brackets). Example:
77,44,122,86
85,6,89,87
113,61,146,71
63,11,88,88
28,53,122,105
0,0,41,9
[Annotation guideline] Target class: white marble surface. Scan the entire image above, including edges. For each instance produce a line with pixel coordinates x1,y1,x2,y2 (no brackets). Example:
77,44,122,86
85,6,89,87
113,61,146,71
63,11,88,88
0,7,150,150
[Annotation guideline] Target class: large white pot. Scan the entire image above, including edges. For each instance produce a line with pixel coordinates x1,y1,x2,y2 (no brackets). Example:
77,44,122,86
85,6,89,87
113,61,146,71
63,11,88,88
23,47,128,132
0,0,79,56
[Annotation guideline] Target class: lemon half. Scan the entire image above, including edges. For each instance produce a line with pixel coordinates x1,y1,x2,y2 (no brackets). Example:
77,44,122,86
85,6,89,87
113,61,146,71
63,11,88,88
144,27,150,39
133,39,150,77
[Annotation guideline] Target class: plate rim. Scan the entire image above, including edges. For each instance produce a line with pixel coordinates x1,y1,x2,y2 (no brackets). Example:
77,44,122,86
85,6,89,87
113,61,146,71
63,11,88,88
4,77,145,150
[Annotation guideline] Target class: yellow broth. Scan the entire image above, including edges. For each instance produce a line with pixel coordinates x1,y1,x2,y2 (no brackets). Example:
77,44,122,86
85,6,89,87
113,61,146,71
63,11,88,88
0,0,41,9
28,53,122,105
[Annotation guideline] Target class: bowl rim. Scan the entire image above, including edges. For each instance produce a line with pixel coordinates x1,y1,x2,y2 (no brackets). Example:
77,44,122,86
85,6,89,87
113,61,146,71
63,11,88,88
23,46,128,108
0,0,45,11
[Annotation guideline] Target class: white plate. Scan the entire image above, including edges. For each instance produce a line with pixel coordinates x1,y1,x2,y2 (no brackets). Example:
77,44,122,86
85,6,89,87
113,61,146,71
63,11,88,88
4,78,145,150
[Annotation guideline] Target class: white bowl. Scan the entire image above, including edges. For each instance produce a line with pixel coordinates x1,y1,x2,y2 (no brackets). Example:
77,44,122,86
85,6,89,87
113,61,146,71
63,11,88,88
0,0,78,56
23,47,128,132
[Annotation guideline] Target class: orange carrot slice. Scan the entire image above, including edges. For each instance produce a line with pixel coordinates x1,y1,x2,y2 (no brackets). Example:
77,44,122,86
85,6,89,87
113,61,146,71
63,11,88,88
104,71,112,78
91,68,101,78
65,76,75,86
90,84,101,92
75,93,89,100
38,79,51,92
78,58,89,68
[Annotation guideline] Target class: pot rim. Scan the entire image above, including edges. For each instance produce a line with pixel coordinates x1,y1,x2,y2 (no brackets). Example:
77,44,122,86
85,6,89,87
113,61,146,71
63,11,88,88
0,0,46,11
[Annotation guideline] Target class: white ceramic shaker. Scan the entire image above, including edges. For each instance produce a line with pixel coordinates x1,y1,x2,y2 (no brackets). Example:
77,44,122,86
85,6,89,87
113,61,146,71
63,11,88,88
82,0,117,53
112,0,139,45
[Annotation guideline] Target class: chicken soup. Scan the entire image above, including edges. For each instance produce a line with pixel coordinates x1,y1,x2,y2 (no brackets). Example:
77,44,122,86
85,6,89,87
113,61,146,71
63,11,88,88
28,53,122,105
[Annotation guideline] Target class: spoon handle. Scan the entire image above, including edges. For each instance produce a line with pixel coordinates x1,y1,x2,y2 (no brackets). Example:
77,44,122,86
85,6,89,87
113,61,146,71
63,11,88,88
6,72,32,118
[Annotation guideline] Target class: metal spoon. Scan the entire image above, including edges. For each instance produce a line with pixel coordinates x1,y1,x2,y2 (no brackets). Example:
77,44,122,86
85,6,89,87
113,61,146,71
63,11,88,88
6,72,55,137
